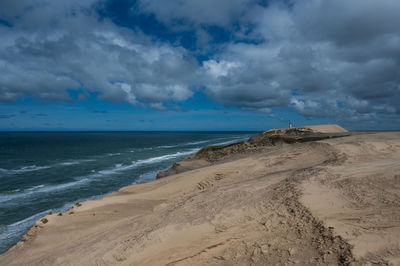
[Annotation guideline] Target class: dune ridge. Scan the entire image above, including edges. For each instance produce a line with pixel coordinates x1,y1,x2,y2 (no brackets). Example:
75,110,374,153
1,125,399,265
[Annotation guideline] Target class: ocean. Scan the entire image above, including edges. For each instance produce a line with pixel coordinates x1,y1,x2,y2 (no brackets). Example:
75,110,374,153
0,131,254,254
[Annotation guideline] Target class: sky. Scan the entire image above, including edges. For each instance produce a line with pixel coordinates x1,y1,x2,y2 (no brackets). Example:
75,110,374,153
0,0,399,131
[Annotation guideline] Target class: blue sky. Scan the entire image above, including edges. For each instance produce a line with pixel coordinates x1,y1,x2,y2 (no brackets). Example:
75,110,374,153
0,0,399,131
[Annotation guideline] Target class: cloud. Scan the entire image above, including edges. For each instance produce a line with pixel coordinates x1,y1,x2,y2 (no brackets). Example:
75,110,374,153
294,0,400,46
0,0,198,107
150,102,168,111
197,0,400,121
1,0,399,125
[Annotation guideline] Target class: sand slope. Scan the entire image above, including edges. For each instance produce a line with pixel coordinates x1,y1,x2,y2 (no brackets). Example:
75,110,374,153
305,124,348,133
1,130,399,265
266,124,349,134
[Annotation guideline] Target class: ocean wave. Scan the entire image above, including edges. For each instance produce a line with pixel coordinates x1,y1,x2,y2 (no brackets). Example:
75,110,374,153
155,144,180,149
106,153,122,156
59,159,95,166
0,165,51,177
148,139,225,150
0,158,100,177
0,149,200,204
26,184,45,191
97,148,200,176
0,178,92,204
136,148,199,164
0,159,96,177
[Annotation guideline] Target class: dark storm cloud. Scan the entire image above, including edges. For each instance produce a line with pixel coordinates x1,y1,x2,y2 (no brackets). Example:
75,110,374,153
0,0,399,123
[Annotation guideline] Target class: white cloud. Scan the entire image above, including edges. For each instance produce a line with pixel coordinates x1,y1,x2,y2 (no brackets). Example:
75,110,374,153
193,0,400,120
0,0,198,108
150,102,168,111
1,0,399,123
203,60,241,78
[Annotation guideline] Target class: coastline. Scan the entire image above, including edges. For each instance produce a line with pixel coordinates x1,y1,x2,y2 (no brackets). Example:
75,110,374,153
0,132,252,255
1,126,399,265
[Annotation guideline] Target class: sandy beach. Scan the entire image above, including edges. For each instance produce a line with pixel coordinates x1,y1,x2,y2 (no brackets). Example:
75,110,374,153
1,125,399,265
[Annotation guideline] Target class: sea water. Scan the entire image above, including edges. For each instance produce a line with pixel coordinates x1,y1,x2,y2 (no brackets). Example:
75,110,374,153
0,131,254,254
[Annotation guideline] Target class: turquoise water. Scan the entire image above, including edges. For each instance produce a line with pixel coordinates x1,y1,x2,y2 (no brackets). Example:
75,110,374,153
0,131,254,254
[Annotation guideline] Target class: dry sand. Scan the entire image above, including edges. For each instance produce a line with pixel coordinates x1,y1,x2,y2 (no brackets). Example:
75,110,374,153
304,124,348,133
266,124,348,134
1,126,399,265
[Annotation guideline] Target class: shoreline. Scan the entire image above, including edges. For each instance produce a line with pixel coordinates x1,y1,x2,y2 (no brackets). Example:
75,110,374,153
1,126,399,265
0,133,251,255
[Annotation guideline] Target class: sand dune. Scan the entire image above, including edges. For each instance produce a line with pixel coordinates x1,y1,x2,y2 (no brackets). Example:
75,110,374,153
304,124,348,133
266,124,348,134
1,126,399,265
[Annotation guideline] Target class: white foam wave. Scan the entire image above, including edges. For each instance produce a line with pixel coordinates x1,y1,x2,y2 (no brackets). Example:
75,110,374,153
0,179,90,203
0,148,200,204
155,144,179,149
97,148,199,176
0,159,96,178
0,165,51,177
135,148,200,165
26,184,45,191
59,159,95,166
107,153,122,156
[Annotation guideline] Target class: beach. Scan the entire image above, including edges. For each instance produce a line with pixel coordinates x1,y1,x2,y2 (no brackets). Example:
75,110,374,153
0,132,250,253
1,126,399,265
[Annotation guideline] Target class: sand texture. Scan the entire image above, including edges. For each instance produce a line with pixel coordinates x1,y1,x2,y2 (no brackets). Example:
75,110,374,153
1,126,399,265
303,124,348,133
